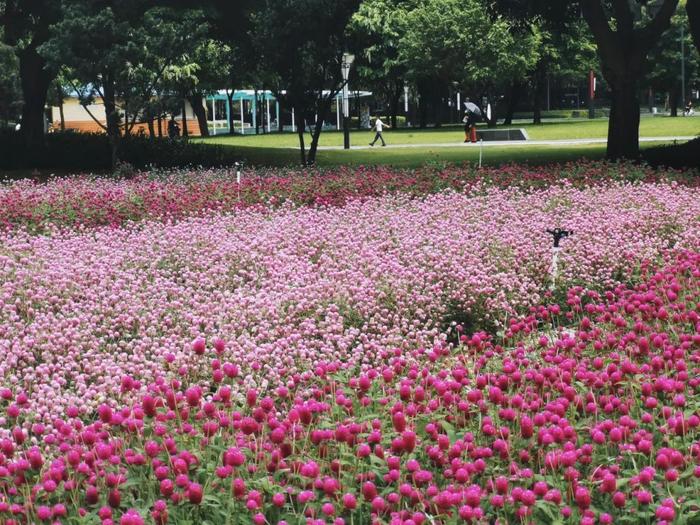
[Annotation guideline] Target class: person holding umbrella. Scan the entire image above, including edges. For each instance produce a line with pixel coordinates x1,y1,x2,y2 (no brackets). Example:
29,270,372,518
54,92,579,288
462,99,482,143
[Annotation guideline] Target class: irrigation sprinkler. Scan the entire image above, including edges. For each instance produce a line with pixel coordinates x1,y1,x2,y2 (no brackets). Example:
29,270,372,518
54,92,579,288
235,161,243,201
546,228,572,290
478,138,483,168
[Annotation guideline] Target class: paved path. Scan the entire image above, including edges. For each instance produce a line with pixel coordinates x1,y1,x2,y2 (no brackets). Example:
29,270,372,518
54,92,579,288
312,136,697,151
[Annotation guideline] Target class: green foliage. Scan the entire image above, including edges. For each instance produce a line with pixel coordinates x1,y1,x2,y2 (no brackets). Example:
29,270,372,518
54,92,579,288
643,136,700,168
251,0,363,164
39,2,207,134
0,131,244,171
645,8,700,107
0,41,21,125
398,0,540,90
348,0,410,112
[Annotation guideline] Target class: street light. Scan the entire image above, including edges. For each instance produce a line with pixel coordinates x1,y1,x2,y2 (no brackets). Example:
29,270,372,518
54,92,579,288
341,52,355,150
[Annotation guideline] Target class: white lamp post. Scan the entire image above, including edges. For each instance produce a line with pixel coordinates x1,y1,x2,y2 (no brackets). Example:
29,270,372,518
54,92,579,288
341,52,355,150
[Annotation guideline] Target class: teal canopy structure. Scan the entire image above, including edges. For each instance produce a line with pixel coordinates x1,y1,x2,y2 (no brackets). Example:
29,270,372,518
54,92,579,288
204,89,372,135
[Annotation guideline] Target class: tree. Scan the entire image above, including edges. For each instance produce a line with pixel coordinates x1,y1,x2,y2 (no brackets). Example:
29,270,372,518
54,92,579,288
45,71,74,131
41,2,203,167
348,0,412,128
645,7,699,115
399,0,540,127
492,1,596,124
252,0,362,165
0,1,62,148
0,40,21,127
581,0,680,159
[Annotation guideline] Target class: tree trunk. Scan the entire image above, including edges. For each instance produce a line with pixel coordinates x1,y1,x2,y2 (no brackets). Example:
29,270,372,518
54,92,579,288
389,84,401,128
147,117,155,138
669,86,679,116
103,74,121,169
533,97,542,125
189,93,209,136
581,0,678,160
307,96,332,165
226,90,235,134
254,90,260,135
503,82,521,125
532,59,547,125
18,45,53,150
295,106,307,165
58,99,65,131
607,77,641,159
181,100,189,138
157,115,163,137
688,0,700,55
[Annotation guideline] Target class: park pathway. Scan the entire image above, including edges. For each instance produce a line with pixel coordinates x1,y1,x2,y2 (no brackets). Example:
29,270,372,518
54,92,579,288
313,136,697,151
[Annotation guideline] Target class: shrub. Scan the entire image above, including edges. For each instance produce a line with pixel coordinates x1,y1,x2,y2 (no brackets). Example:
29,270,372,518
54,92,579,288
0,130,244,172
643,137,700,169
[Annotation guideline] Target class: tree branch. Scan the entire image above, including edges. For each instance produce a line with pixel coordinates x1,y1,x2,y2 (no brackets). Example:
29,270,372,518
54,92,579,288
65,76,108,131
638,0,680,51
686,0,700,55
580,0,616,58
612,0,634,35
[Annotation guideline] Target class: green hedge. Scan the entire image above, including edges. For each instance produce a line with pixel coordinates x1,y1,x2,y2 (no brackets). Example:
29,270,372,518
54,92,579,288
0,131,243,171
643,137,700,169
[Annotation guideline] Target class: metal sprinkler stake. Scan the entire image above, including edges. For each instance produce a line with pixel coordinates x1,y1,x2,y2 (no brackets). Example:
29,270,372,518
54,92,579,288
235,161,243,201
478,138,483,168
546,228,572,291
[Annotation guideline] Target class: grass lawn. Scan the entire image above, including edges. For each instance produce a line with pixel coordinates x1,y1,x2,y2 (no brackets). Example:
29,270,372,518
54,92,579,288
225,142,684,168
199,116,700,149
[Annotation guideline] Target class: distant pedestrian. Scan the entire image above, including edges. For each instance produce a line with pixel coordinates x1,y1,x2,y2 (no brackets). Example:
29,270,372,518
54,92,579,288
369,116,390,146
684,100,694,116
167,117,180,138
463,100,482,143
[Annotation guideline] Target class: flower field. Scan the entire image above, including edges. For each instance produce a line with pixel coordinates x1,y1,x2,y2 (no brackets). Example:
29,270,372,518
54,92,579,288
1,163,700,524
0,162,696,232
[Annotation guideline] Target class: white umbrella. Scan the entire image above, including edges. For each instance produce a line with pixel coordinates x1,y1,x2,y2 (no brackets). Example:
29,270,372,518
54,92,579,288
464,102,480,115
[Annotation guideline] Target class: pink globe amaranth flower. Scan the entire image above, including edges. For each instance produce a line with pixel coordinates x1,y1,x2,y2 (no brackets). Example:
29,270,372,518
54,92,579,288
120,509,145,525
298,490,315,504
108,489,121,508
342,493,357,510
371,496,386,513
192,338,206,356
656,505,675,521
636,490,652,505
213,338,226,354
98,404,113,424
240,417,259,435
322,503,335,516
612,491,626,508
36,506,51,521
188,483,203,505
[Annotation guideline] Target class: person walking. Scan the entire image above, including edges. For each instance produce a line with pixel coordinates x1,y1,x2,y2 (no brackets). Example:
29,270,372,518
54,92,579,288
167,116,180,138
462,100,482,143
369,115,390,146
684,100,694,116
